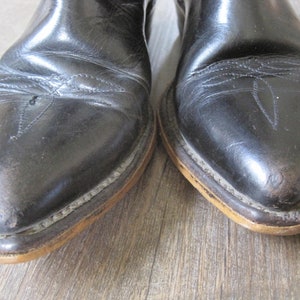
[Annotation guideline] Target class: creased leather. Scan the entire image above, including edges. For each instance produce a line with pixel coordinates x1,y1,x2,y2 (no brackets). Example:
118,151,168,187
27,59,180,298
0,0,152,234
175,0,300,209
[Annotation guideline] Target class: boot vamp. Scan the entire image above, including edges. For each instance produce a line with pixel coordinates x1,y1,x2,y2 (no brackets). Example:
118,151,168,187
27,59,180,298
177,55,300,209
0,0,151,234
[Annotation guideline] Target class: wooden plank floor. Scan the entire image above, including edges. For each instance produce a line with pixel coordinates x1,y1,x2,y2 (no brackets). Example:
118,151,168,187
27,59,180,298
0,0,300,299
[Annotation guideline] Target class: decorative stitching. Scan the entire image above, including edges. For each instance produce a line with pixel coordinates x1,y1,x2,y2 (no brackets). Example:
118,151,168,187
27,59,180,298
178,55,300,131
0,68,148,140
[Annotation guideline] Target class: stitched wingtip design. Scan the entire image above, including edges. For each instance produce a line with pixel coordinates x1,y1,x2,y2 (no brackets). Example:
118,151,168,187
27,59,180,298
177,55,300,130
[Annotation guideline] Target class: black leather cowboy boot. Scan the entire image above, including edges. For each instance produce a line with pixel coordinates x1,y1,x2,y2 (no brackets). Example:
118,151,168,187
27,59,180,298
159,0,300,235
0,0,156,263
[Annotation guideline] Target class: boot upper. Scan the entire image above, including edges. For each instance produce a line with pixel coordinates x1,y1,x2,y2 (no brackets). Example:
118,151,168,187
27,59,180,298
0,0,152,234
175,0,300,210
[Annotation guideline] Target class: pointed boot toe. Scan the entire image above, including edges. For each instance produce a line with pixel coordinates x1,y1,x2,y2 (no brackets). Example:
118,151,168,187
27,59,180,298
159,0,300,235
0,0,156,263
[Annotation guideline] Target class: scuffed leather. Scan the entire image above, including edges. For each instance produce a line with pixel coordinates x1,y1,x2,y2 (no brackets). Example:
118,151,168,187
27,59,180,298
176,0,300,209
0,0,152,234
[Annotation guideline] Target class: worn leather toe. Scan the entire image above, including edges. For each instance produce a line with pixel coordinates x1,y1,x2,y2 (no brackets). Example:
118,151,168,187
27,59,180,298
0,94,143,234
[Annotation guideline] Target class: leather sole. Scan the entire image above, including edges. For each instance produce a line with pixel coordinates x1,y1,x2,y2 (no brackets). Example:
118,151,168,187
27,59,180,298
0,107,156,264
158,86,300,236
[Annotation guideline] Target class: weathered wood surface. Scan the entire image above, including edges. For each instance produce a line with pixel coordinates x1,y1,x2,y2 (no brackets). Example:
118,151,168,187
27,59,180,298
0,0,300,299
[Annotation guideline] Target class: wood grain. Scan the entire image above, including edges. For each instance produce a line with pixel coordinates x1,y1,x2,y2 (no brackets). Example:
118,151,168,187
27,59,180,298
0,0,300,299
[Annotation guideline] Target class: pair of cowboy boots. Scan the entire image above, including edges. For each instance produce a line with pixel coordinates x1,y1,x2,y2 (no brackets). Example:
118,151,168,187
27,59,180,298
0,0,300,263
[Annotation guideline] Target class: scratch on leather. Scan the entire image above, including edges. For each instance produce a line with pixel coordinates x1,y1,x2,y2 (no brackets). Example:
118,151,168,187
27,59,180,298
14,98,55,140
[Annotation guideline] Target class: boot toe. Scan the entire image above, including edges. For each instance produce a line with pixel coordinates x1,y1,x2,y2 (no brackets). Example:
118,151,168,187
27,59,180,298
175,55,300,224
0,93,149,236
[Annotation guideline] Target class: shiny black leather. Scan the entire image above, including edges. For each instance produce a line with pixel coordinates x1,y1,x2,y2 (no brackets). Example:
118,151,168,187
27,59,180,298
0,0,152,236
176,0,300,210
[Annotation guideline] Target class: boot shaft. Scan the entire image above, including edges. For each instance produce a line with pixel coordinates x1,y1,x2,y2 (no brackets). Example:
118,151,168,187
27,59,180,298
1,0,153,70
177,0,300,81
0,0,154,94
179,0,300,49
